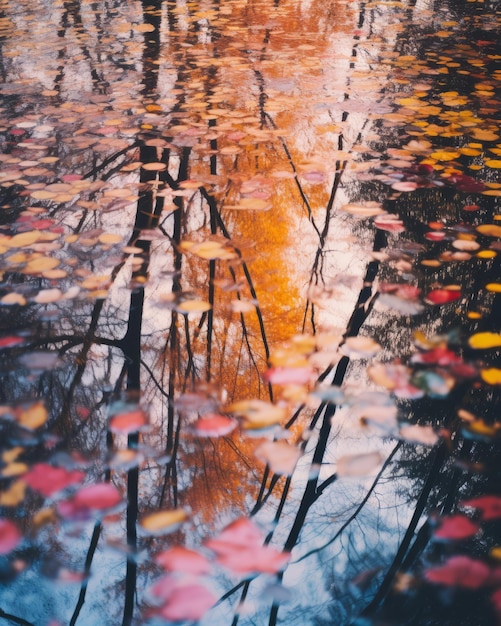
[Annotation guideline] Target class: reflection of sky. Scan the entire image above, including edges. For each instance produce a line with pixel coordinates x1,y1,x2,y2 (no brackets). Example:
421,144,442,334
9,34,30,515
0,0,463,624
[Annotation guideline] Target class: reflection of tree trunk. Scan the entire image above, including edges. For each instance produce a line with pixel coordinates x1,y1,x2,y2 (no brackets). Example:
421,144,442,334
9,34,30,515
360,444,447,617
121,142,168,626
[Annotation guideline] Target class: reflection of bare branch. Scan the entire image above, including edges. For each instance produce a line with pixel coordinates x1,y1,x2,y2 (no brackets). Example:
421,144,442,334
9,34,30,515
69,521,102,626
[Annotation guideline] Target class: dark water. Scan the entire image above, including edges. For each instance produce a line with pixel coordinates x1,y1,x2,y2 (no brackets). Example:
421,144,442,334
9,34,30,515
0,0,500,624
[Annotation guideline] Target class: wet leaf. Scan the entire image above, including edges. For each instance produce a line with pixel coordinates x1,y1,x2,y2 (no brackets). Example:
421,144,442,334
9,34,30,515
468,332,501,349
193,413,237,437
73,483,122,511
477,224,501,238
205,518,290,575
425,556,490,589
140,509,188,535
336,451,384,477
462,495,501,521
0,519,21,554
17,401,48,430
399,424,439,446
480,368,501,385
109,409,147,434
0,480,26,507
425,288,461,305
155,546,212,574
150,577,216,622
254,440,302,475
228,400,287,430
23,464,85,497
434,515,479,541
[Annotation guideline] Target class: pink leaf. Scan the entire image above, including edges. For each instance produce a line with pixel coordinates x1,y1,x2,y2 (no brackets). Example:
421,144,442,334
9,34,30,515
425,556,490,589
461,495,501,521
193,413,237,437
73,483,122,510
151,576,216,621
155,547,212,575
434,515,479,541
24,463,85,497
264,366,313,386
0,519,21,554
205,518,290,575
109,409,147,434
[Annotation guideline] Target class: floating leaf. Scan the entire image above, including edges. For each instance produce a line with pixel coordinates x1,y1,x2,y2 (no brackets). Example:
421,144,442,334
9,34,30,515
434,515,479,541
0,480,26,507
109,409,147,434
425,556,490,589
177,299,212,314
336,451,383,477
340,201,384,217
468,332,501,349
342,336,381,357
193,413,237,437
480,368,501,385
425,288,461,305
462,495,501,521
155,546,212,575
254,441,302,475
205,518,290,575
264,366,313,386
17,401,48,430
24,464,85,497
399,424,439,446
140,509,188,535
477,224,501,238
0,519,21,554
228,399,287,430
150,577,216,622
73,483,122,511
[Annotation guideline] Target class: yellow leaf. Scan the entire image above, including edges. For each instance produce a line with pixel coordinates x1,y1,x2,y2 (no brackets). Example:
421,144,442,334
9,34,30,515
480,368,501,385
17,402,48,429
476,224,501,237
2,447,23,464
5,231,42,248
1,462,28,477
177,299,212,313
140,509,188,534
486,283,501,293
1,293,27,306
468,332,501,349
0,480,26,506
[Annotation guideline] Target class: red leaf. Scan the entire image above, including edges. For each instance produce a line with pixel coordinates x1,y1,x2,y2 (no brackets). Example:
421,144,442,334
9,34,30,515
461,495,501,521
24,463,85,497
434,515,479,541
0,519,21,554
425,556,490,589
425,289,461,305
